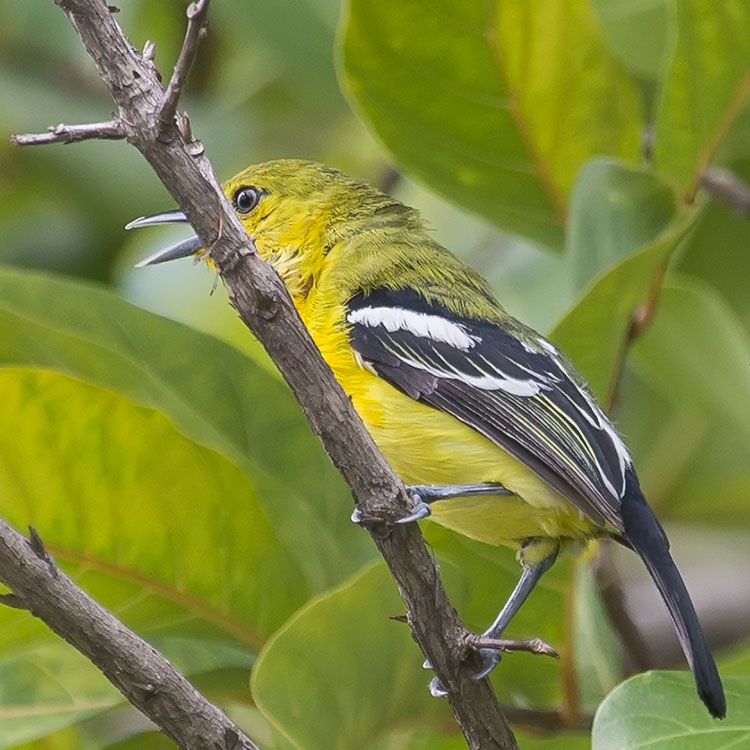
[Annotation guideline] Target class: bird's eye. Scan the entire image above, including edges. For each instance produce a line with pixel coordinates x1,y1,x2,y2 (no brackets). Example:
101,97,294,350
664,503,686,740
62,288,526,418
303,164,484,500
233,186,261,214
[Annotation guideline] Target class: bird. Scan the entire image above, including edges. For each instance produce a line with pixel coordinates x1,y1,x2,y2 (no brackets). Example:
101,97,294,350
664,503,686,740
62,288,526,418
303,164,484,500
128,158,725,718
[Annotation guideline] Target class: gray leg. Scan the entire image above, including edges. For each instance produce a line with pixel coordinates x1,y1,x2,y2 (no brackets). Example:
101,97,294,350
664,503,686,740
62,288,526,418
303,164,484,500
428,540,559,696
396,482,512,524
473,546,558,679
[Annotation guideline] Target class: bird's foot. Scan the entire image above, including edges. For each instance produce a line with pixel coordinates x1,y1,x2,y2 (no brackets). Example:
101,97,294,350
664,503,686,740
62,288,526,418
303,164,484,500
425,647,502,698
394,492,432,524
473,648,502,680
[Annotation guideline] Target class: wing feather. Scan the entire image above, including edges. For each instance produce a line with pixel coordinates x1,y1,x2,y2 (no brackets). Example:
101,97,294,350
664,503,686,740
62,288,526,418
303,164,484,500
347,289,631,532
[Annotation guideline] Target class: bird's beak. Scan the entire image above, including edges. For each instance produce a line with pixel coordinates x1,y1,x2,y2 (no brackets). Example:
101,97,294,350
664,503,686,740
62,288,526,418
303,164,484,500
126,209,203,267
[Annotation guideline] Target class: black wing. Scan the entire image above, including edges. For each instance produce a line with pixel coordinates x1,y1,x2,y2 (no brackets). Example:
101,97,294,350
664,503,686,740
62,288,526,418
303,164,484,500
347,288,632,532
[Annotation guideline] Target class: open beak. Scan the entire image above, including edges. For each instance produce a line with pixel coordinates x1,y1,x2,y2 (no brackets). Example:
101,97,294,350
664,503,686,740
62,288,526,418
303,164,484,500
126,209,203,267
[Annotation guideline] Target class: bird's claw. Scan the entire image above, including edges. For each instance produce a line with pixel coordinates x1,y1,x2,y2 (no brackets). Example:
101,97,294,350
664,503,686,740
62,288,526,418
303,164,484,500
429,676,448,698
395,495,432,524
472,648,502,680
424,649,501,699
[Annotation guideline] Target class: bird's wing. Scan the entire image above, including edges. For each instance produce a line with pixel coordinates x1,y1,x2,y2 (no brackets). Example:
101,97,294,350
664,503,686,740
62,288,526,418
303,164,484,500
346,288,631,532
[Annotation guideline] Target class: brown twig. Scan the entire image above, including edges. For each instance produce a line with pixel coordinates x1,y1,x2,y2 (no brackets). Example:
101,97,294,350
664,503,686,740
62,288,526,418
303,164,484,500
158,0,210,133
605,256,669,415
468,635,559,660
12,1,518,747
10,120,124,146
0,520,262,750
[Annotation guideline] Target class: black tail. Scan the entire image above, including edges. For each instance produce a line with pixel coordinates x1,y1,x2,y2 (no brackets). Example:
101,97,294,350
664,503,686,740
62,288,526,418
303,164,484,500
620,481,726,719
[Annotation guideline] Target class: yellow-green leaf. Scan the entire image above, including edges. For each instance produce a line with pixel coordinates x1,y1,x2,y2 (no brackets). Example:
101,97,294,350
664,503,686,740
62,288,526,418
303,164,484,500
340,0,642,248
654,0,750,194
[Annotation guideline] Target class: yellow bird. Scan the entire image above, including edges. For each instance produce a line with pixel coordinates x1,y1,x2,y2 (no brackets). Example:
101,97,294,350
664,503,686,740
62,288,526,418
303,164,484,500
129,159,724,718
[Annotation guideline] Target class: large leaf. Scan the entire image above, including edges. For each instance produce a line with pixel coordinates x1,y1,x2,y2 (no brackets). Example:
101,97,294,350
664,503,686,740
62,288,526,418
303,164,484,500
0,266,371,592
614,367,750,523
591,0,676,81
630,277,750,438
0,642,117,750
253,541,577,750
551,209,697,400
566,160,679,292
592,672,750,749
252,562,451,750
653,0,750,192
340,0,642,248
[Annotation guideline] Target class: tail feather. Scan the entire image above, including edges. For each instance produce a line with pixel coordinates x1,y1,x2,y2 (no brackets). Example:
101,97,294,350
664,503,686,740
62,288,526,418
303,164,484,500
620,484,726,719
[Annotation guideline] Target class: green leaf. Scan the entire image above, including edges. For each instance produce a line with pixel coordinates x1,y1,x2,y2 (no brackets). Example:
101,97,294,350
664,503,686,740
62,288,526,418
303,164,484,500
253,539,576,750
573,562,622,712
616,369,750,523
251,562,452,750
340,0,642,248
591,0,676,80
551,209,697,400
653,0,750,193
566,159,679,292
0,642,118,750
0,266,371,592
677,158,750,327
630,277,750,437
592,672,750,749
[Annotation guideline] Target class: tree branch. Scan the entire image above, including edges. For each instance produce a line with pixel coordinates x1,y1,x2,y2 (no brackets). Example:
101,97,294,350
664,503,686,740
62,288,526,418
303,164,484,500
10,1,520,747
0,521,261,750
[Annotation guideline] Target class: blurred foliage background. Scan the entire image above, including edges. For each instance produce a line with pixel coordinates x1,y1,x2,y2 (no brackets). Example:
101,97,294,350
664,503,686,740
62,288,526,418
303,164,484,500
1,1,750,748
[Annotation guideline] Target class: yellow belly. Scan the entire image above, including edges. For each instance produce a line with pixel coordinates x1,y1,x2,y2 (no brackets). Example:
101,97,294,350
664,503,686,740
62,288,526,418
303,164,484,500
349,366,600,549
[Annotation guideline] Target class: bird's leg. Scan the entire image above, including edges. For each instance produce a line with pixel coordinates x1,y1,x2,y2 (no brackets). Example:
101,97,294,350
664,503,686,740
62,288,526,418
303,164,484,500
428,538,559,696
472,540,559,679
395,482,512,524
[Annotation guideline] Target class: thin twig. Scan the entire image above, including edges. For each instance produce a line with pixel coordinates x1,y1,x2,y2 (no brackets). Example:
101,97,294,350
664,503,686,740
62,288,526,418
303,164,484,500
468,635,559,660
158,0,210,132
11,120,124,146
605,256,669,414
701,166,750,217
0,520,262,750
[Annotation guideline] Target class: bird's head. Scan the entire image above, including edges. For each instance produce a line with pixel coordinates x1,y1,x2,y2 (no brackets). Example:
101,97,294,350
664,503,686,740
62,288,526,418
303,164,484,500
129,159,412,302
